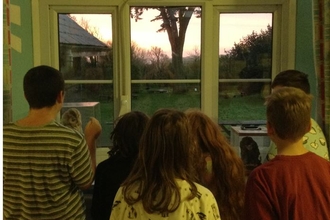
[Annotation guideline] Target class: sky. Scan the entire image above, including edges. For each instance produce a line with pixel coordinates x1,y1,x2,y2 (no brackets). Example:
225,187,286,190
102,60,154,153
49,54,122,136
71,10,272,56
219,13,272,54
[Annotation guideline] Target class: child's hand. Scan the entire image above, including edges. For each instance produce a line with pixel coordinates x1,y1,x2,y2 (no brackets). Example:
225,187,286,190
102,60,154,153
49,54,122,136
84,117,102,140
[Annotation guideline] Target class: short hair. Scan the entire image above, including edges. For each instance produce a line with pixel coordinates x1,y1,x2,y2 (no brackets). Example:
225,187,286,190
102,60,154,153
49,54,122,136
23,65,65,108
122,109,198,214
271,69,310,94
109,111,149,158
266,87,312,141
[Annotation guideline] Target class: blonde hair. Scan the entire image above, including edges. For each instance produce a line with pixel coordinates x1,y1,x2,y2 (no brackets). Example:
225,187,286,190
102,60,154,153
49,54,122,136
266,87,312,141
61,108,83,133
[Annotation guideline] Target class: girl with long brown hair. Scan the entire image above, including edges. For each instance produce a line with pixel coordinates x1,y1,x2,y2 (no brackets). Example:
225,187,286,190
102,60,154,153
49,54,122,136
110,109,220,220
186,109,246,220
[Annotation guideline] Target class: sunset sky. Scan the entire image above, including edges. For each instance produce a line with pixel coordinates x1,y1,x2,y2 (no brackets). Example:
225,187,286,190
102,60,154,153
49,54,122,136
71,10,272,56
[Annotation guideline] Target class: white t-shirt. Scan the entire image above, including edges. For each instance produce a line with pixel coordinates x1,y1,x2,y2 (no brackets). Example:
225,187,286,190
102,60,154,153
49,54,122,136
110,179,221,220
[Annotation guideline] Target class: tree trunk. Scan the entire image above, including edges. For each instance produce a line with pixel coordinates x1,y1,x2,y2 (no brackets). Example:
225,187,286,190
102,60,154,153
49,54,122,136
160,7,194,93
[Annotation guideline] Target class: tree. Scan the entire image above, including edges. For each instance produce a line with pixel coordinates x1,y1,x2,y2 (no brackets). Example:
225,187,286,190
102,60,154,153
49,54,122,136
131,41,149,80
131,7,201,92
220,25,272,95
224,25,272,67
146,46,171,81
69,15,104,41
148,47,170,74
185,46,201,79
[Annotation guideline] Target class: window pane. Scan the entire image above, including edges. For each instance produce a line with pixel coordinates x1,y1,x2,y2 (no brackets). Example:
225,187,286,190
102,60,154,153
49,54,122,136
219,13,272,126
58,14,113,147
63,82,114,147
130,7,202,113
132,83,201,115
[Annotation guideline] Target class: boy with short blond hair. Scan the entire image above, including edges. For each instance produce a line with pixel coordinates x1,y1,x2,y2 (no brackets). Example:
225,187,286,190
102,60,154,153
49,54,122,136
244,87,330,220
266,69,328,161
266,87,312,144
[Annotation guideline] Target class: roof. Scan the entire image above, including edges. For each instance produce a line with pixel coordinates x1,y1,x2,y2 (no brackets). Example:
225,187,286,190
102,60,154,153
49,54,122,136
58,14,108,48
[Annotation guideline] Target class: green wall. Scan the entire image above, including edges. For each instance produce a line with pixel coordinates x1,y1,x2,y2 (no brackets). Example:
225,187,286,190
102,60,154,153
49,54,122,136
9,0,318,121
295,0,318,118
11,0,33,120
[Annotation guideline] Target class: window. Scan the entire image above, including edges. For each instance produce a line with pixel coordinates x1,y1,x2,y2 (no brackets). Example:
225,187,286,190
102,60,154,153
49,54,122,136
32,0,296,146
130,7,202,115
58,13,113,147
218,13,273,135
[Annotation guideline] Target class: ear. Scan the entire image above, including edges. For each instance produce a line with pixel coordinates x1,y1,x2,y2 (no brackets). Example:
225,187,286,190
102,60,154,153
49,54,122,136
57,91,65,104
266,121,275,137
306,119,312,133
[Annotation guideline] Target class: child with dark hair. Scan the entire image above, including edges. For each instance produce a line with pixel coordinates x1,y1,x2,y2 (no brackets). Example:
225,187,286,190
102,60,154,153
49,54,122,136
91,111,149,220
3,65,101,219
244,87,330,220
110,109,220,220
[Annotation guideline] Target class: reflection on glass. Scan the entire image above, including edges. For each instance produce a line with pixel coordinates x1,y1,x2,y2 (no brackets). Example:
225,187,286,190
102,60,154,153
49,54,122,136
58,14,113,147
130,6,202,112
219,13,272,123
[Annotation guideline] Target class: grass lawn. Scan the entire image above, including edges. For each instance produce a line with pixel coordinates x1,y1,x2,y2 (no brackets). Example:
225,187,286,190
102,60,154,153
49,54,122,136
218,94,266,121
132,91,201,116
97,91,266,146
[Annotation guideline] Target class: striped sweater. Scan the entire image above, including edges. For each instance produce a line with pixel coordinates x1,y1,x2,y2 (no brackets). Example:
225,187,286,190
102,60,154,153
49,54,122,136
3,121,94,220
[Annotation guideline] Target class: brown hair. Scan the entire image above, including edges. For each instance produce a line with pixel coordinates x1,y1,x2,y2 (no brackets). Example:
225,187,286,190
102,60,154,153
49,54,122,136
109,111,149,158
24,65,64,109
271,69,310,94
185,109,246,220
121,109,198,214
266,87,312,141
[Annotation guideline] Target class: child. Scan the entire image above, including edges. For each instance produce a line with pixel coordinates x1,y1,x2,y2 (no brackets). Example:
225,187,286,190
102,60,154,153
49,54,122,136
244,87,330,220
61,108,83,133
185,109,245,220
3,65,101,219
110,109,220,219
265,69,328,161
91,111,149,220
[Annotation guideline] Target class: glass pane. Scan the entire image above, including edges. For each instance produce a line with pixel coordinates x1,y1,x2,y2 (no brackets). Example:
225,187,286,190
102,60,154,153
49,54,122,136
219,13,272,128
63,83,114,147
58,14,113,80
58,14,113,147
132,83,201,116
130,6,202,113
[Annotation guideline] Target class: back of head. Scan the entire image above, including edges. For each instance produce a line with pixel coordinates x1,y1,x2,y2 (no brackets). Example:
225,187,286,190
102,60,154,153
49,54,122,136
266,87,312,141
185,109,226,154
110,111,149,158
140,109,194,178
271,69,310,94
61,108,83,133
185,109,244,172
185,109,245,220
123,109,197,214
24,65,65,108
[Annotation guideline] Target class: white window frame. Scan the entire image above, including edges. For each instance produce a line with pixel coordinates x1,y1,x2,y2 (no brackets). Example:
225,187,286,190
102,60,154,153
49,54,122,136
32,0,296,121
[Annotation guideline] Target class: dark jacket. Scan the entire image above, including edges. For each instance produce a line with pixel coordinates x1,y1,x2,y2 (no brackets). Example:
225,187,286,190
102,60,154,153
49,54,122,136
91,153,136,220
